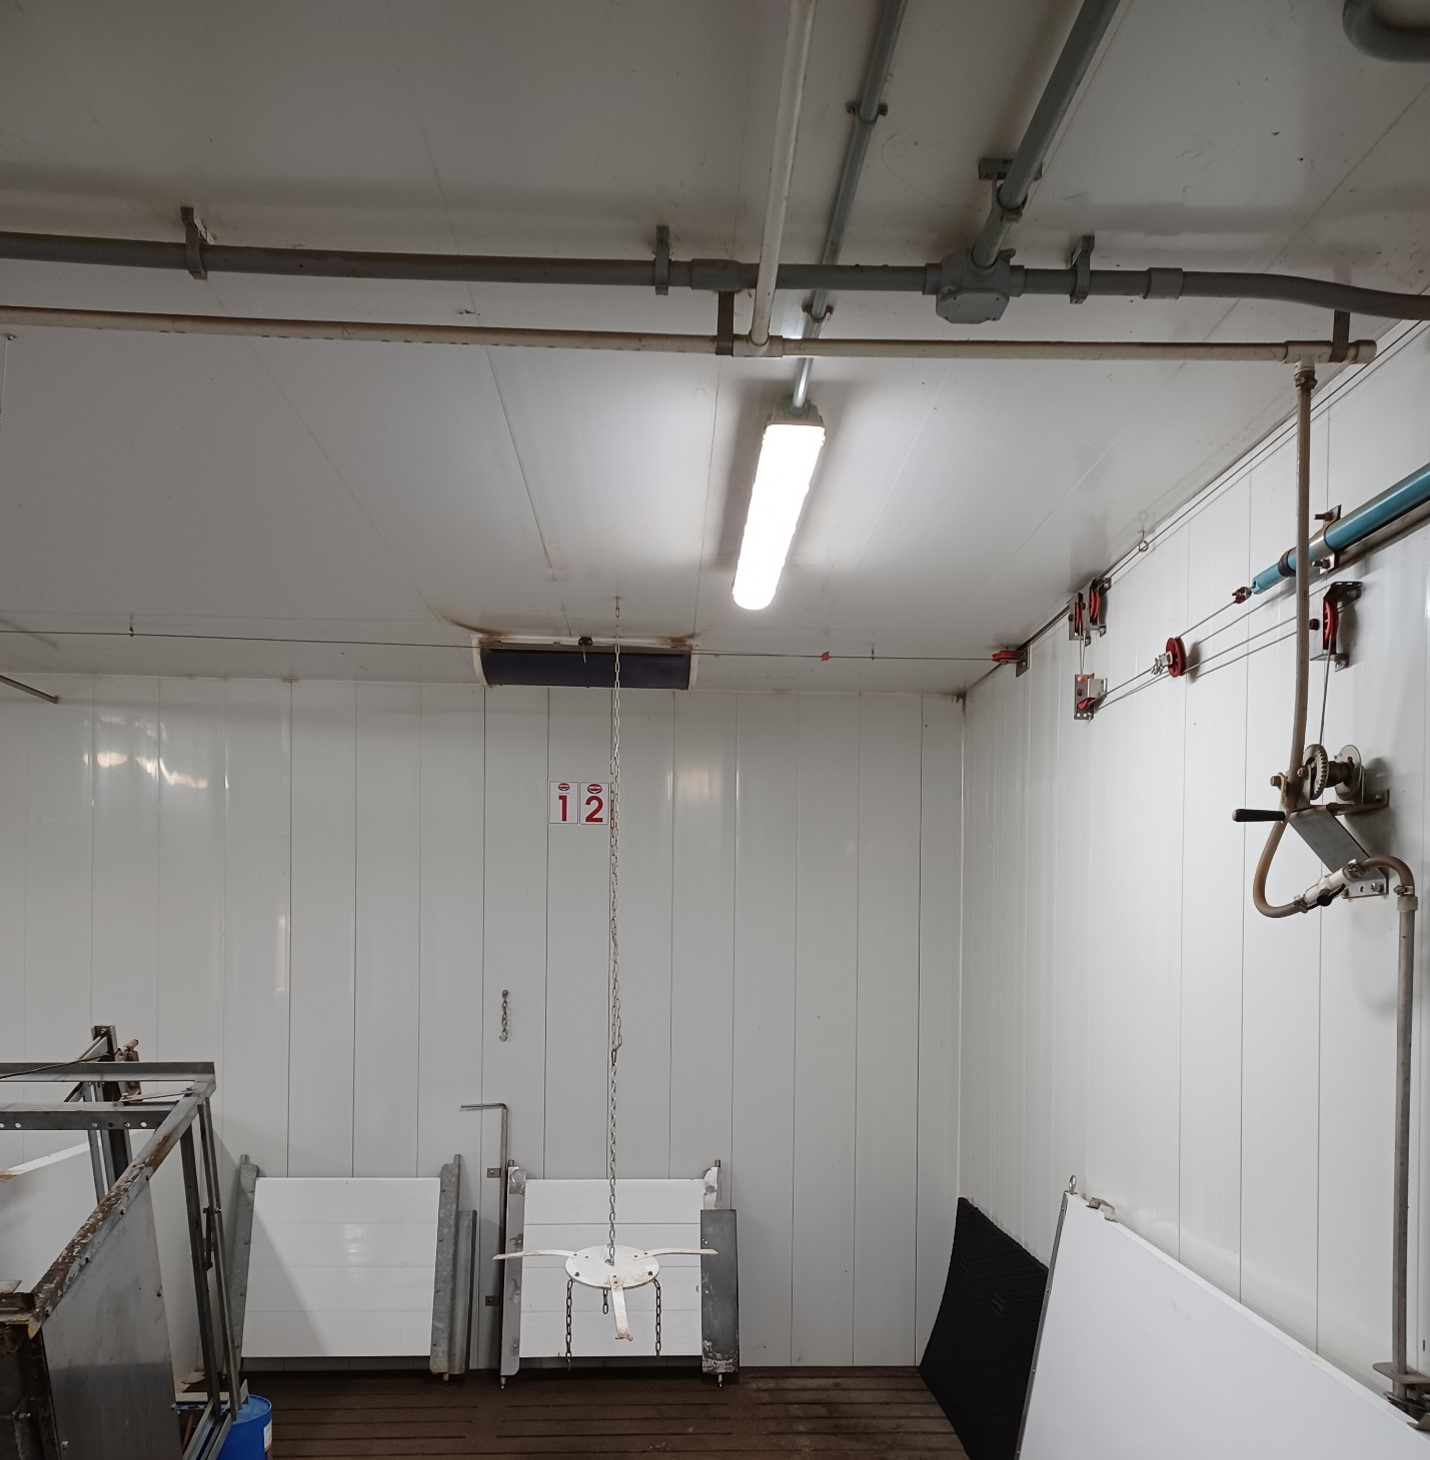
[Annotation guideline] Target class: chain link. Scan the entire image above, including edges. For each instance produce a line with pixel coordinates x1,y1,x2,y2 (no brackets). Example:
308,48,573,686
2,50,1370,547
565,1276,573,1366
607,600,623,1266
654,1277,662,1358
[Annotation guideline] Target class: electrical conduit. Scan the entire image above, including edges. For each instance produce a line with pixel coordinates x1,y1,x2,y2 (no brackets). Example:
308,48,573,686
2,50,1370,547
749,0,818,348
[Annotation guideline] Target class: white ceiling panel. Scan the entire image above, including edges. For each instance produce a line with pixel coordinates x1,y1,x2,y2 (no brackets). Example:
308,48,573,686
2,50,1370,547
0,0,1427,693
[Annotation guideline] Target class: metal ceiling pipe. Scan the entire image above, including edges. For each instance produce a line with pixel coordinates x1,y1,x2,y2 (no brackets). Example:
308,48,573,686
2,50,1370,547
0,303,1377,362
1015,264,1430,319
1343,0,1430,60
970,0,1123,268
10,225,1430,321
791,0,907,410
0,229,936,295
749,0,818,348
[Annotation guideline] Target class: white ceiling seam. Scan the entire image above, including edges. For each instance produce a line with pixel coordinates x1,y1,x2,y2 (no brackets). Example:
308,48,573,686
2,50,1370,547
0,306,1379,363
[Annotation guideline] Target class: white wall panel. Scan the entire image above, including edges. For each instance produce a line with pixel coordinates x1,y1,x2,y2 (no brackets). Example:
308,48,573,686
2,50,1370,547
288,680,356,1177
222,680,291,1178
1316,335,1430,1377
611,691,675,1178
791,694,859,1364
916,695,961,1357
482,688,548,1179
1178,477,1250,1297
1239,437,1323,1350
91,676,160,1053
22,677,91,1159
854,695,923,1365
959,326,1430,1390
668,692,736,1178
544,687,612,1180
1,674,962,1369
0,691,28,1169
353,683,420,1177
732,692,799,1364
156,680,227,1077
415,685,489,1357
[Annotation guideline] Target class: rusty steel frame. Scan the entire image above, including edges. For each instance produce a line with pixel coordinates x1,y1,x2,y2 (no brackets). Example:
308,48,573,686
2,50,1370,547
0,1030,241,1460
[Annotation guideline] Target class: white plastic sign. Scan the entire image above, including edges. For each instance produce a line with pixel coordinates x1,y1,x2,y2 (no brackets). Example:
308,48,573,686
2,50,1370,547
550,780,609,825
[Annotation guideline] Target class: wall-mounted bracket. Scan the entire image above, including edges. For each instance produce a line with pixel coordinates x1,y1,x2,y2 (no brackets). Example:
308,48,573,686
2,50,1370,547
716,292,735,356
1313,579,1361,669
1069,235,1095,304
653,225,671,296
1073,673,1105,720
1068,592,1088,643
180,205,210,280
977,156,1042,183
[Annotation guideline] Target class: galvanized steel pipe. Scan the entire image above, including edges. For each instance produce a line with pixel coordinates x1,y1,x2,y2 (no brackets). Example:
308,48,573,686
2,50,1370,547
1017,265,1430,320
970,0,1123,267
792,0,907,410
9,226,1430,323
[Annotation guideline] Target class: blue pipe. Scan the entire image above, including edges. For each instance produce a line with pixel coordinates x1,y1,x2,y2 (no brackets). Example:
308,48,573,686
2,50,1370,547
1250,460,1430,594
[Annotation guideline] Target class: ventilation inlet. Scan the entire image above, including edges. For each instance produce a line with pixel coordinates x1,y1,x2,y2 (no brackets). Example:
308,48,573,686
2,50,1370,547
474,642,694,690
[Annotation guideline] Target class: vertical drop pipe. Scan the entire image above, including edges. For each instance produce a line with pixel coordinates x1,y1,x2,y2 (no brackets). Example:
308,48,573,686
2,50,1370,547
1250,366,1315,918
1356,856,1420,1406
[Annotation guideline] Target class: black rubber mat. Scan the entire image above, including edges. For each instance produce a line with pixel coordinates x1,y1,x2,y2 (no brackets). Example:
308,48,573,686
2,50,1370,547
919,1198,1048,1460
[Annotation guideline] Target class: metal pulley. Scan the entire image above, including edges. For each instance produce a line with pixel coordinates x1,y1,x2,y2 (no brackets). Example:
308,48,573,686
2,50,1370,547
1152,636,1188,678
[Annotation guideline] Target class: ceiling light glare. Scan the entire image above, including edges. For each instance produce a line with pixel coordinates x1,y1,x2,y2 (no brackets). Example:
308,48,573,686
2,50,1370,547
732,408,825,611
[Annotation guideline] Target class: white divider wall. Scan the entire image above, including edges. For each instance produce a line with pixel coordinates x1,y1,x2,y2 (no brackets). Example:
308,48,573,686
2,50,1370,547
0,683,962,1368
958,324,1430,1389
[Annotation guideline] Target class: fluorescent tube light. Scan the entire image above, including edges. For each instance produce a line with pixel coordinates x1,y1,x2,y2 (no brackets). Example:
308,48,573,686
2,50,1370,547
732,407,825,610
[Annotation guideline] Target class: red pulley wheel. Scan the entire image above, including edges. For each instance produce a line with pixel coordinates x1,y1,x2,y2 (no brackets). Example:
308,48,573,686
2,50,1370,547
1322,596,1339,654
1165,636,1187,678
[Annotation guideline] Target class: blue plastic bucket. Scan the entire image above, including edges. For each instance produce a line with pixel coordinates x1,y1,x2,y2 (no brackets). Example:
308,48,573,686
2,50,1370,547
219,1395,272,1459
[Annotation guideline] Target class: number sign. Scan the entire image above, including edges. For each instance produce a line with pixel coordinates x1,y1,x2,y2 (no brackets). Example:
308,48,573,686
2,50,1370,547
550,780,609,825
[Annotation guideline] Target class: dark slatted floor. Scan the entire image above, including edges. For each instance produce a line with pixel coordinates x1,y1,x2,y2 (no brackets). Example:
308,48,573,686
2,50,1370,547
262,1367,968,1458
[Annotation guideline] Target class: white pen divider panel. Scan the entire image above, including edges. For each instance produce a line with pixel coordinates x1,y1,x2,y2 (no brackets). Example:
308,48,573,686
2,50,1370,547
1019,1194,1425,1460
0,1144,96,1290
243,1175,441,1360
515,1177,707,1357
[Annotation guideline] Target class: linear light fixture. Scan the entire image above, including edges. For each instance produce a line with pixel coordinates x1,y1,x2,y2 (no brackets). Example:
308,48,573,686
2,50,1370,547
732,404,826,610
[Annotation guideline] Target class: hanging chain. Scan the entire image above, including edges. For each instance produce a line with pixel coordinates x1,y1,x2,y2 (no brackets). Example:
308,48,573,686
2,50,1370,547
654,1277,663,1358
606,600,623,1266
565,1276,574,1366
